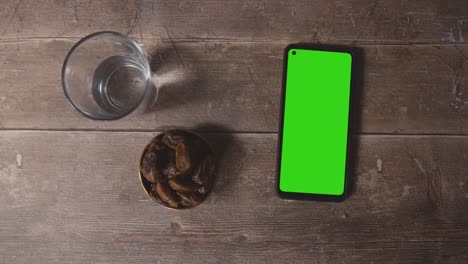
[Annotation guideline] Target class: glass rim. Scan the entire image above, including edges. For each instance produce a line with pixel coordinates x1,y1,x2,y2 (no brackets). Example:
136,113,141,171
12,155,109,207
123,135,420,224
61,31,152,121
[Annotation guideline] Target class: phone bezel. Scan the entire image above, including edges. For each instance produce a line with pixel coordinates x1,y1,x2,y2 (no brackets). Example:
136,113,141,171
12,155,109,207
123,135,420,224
276,43,356,202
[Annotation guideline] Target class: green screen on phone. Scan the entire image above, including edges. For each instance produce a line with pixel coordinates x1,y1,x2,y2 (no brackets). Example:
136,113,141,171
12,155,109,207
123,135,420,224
279,48,352,197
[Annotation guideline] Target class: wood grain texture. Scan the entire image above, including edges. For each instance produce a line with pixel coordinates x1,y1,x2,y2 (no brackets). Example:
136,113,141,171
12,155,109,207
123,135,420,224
1,0,468,263
0,40,468,133
1,131,467,263
0,0,467,44
0,0,135,39
138,0,468,44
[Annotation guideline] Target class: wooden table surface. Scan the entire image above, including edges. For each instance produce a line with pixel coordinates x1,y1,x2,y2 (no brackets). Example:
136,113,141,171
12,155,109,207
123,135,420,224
1,1,467,263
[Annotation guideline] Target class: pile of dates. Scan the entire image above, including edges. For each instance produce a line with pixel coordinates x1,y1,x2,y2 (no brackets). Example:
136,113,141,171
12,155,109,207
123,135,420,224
140,130,215,209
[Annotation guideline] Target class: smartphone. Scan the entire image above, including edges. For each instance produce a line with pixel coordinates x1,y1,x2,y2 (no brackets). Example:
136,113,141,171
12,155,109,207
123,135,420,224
276,44,354,201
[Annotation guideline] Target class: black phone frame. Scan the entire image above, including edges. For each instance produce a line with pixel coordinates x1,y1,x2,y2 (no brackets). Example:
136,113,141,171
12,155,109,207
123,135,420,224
276,43,358,202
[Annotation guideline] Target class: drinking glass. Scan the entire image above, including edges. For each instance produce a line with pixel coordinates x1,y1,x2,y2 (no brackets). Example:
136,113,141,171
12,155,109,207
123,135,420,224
62,31,156,120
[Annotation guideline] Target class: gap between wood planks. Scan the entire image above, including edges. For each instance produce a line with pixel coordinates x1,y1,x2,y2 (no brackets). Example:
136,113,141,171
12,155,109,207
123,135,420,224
0,37,468,46
1,129,468,138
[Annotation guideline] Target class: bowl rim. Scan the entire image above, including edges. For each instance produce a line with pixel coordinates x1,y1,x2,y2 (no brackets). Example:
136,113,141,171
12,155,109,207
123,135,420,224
61,31,152,120
138,130,217,210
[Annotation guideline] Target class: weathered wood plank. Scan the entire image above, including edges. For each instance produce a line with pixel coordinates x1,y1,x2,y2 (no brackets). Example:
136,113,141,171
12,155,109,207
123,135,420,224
0,0,467,44
0,0,135,39
0,40,468,134
0,131,467,263
138,0,468,44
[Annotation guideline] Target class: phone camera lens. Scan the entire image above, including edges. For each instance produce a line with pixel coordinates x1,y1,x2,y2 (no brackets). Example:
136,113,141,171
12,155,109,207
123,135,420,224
292,51,296,55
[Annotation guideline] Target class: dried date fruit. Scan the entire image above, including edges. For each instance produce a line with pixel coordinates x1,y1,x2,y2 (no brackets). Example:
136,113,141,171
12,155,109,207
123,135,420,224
142,167,159,183
168,176,199,193
192,155,214,185
141,152,158,183
153,182,179,208
177,191,203,207
162,162,179,179
175,142,191,173
162,132,184,149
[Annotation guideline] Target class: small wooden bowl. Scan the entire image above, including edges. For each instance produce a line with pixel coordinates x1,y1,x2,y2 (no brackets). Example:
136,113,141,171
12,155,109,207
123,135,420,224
139,130,216,209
